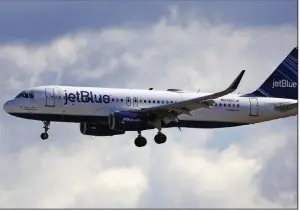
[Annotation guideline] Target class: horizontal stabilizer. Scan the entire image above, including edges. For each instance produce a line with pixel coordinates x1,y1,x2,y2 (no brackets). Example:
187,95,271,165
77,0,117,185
274,103,298,112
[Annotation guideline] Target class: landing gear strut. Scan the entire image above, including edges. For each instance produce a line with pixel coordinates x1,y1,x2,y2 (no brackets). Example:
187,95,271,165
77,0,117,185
41,121,50,140
134,131,147,147
153,119,167,145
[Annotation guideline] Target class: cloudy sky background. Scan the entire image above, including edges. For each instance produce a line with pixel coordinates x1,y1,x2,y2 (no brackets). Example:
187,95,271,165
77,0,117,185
0,0,297,208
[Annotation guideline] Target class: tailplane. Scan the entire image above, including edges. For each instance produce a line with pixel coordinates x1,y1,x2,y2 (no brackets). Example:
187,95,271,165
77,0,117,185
244,47,298,100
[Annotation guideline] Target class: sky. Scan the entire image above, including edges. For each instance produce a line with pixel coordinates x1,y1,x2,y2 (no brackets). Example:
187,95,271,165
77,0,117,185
0,0,298,209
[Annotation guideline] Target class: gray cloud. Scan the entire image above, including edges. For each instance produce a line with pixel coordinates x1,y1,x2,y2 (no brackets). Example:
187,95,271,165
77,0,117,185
0,9,297,208
0,1,296,44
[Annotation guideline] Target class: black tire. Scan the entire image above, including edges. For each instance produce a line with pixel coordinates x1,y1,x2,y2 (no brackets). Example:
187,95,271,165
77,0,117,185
154,133,167,144
41,133,49,140
134,136,147,147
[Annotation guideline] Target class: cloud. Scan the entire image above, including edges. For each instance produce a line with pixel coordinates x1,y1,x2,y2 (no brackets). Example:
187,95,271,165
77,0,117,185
0,8,297,208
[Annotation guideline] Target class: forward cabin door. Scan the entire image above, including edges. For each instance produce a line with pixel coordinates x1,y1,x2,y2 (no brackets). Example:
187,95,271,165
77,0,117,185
45,89,55,107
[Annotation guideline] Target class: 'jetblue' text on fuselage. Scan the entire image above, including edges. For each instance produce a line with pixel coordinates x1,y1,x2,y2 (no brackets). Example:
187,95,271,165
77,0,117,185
64,91,110,105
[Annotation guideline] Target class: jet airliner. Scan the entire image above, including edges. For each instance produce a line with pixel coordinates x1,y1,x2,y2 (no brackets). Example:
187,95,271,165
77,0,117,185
3,47,298,147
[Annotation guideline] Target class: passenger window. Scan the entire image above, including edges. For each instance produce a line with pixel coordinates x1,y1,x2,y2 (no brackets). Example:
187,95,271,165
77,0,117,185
228,104,231,107
157,100,160,103
171,101,173,103
224,104,226,107
139,99,142,103
148,100,151,103
153,100,155,103
166,101,169,104
219,103,222,106
144,100,146,103
162,101,164,104
116,98,119,102
237,104,240,107
121,99,123,102
29,93,34,99
112,98,114,102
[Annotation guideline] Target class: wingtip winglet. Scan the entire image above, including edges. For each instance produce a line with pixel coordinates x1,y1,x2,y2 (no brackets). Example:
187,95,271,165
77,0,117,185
228,70,245,90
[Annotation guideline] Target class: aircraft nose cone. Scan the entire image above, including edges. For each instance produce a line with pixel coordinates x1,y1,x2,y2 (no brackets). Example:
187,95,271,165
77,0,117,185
3,101,12,113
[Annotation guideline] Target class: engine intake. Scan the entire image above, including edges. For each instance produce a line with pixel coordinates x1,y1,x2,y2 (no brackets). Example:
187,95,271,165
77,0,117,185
80,122,125,136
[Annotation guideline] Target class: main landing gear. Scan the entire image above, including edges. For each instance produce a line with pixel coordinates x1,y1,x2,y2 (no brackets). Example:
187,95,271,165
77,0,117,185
41,121,50,140
154,131,167,144
134,131,147,147
134,130,167,147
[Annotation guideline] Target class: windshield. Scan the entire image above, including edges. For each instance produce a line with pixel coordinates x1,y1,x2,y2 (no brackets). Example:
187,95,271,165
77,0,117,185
15,92,34,99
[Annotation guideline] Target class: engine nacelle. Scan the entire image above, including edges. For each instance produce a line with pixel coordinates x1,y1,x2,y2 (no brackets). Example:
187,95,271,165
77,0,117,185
109,111,152,131
80,123,125,136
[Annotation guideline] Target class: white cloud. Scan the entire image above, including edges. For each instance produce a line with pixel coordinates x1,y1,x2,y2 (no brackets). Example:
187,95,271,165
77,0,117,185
0,8,297,208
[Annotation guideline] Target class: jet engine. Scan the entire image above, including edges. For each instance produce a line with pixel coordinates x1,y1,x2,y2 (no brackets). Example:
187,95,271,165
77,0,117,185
108,111,153,131
80,122,125,136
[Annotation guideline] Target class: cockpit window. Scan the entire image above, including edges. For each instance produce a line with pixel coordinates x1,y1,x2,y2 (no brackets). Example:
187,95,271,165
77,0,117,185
15,92,34,99
22,93,29,98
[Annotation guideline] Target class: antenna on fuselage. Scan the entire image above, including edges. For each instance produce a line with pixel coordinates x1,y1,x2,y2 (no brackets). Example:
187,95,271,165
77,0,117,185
197,89,200,92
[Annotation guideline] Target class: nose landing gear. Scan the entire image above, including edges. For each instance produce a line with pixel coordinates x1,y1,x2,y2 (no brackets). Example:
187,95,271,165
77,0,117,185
41,121,50,140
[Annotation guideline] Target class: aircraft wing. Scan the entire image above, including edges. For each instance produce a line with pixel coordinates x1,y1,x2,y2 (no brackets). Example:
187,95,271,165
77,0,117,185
274,102,298,113
125,70,245,118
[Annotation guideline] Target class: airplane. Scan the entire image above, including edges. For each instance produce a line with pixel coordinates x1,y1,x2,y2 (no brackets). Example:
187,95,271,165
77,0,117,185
3,47,298,147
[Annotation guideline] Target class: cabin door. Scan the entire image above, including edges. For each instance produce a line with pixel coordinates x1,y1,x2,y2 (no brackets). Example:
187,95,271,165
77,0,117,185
249,98,259,116
45,89,55,107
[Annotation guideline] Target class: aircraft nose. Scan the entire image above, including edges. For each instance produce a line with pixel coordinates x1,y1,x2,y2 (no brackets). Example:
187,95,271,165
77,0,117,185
3,101,12,113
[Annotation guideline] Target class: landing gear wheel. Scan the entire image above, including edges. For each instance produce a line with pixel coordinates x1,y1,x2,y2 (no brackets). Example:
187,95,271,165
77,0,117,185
41,133,49,140
134,136,147,147
41,121,50,140
154,132,167,144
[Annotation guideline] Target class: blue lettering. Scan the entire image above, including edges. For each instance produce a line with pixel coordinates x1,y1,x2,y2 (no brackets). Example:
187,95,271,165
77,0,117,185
103,95,110,104
81,91,90,103
76,91,81,102
90,91,95,103
94,94,102,103
68,93,76,103
64,93,68,105
63,91,110,105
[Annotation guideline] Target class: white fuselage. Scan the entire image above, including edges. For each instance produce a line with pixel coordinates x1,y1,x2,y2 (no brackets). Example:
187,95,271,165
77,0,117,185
3,85,297,129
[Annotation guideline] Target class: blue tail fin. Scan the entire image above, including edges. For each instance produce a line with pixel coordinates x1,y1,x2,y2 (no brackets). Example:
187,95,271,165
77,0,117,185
245,47,298,100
